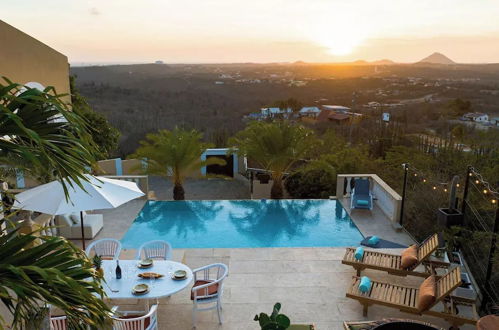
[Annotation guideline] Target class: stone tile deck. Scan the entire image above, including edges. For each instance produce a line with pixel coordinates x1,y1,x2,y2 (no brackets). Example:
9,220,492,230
112,247,473,330
69,196,474,330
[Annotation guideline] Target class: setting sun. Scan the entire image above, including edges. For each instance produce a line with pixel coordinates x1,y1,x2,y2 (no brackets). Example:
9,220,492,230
315,30,366,56
308,14,368,57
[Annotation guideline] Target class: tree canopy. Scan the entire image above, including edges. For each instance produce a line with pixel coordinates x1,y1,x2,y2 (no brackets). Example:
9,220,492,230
229,121,318,198
70,75,120,159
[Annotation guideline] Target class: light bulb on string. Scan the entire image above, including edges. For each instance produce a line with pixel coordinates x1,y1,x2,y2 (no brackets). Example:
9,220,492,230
483,189,488,194
475,180,480,184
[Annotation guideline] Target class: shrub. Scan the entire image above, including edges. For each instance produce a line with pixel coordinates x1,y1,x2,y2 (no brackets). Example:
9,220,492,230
285,168,336,199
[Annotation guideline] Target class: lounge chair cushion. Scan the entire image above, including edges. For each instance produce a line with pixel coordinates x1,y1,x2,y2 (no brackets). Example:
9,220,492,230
357,200,369,206
477,315,499,330
417,275,436,312
191,280,219,300
400,245,418,269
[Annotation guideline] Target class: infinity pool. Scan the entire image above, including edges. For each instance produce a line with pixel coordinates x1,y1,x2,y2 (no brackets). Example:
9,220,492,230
121,199,363,249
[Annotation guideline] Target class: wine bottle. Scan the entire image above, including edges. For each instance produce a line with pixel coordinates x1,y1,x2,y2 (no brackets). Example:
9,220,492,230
115,260,122,279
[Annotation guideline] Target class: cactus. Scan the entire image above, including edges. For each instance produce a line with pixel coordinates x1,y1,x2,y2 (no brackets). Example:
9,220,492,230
448,175,459,210
254,303,291,330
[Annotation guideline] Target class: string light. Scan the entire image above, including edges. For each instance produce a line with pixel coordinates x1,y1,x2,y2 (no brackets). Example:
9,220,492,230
469,167,499,205
405,165,498,202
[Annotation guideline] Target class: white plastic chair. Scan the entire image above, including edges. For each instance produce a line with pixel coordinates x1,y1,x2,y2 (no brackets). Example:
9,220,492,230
85,238,122,260
112,304,158,330
191,263,229,327
135,240,172,260
50,315,67,330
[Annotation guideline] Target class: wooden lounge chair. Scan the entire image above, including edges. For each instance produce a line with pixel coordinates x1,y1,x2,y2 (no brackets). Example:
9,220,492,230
346,267,478,328
343,318,444,330
342,234,449,277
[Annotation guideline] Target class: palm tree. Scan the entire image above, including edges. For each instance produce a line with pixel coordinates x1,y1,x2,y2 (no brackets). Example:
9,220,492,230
229,121,318,199
0,77,99,194
0,78,110,329
131,127,225,200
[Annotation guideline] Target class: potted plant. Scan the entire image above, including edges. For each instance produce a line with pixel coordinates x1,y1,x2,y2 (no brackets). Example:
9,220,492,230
254,303,290,330
437,176,464,227
92,255,104,279
254,303,315,330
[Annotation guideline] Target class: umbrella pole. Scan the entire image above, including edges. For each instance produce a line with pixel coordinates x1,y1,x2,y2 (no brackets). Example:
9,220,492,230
80,211,86,250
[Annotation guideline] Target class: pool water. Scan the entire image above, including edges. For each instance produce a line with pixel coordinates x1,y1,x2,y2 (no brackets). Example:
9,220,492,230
121,199,363,249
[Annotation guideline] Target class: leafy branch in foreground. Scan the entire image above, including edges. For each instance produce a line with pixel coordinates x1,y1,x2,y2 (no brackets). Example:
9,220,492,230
0,77,99,196
0,220,111,329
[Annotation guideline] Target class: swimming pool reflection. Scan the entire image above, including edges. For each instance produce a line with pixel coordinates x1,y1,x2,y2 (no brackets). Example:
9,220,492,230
228,200,320,244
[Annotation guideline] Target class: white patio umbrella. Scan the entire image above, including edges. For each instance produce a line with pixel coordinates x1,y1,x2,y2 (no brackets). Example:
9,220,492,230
13,174,145,249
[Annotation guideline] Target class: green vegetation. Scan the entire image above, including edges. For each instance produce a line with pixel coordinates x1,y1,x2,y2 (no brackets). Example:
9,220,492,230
0,77,97,194
0,229,110,329
0,78,110,329
131,127,224,200
254,303,290,330
71,62,499,155
229,121,318,199
70,75,120,159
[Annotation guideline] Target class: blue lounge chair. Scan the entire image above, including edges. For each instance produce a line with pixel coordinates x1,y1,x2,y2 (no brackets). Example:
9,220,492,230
350,178,373,210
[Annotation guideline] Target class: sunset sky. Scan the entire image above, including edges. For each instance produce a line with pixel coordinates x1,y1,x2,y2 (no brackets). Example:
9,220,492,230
3,0,499,64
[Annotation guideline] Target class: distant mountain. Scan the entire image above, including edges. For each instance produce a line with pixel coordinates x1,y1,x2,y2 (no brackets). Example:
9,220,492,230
348,59,395,65
352,60,369,65
418,52,455,65
372,59,395,65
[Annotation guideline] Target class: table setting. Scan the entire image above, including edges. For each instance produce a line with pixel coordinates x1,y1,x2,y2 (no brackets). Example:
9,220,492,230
101,259,193,300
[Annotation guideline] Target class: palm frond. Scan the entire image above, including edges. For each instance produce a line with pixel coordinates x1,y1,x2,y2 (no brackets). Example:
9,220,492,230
0,220,111,329
0,77,100,195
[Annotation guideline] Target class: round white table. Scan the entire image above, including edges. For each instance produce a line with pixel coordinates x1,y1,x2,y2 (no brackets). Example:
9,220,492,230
101,260,193,300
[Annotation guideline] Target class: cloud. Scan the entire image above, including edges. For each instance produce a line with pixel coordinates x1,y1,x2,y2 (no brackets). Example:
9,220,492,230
89,7,100,16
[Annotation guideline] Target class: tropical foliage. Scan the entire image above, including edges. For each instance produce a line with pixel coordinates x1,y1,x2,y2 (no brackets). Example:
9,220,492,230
0,77,97,194
0,78,110,328
131,127,224,200
229,121,318,199
0,224,110,329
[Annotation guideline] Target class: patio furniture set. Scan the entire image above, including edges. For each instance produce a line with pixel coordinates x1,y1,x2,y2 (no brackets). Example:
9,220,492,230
49,239,229,330
342,233,480,329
